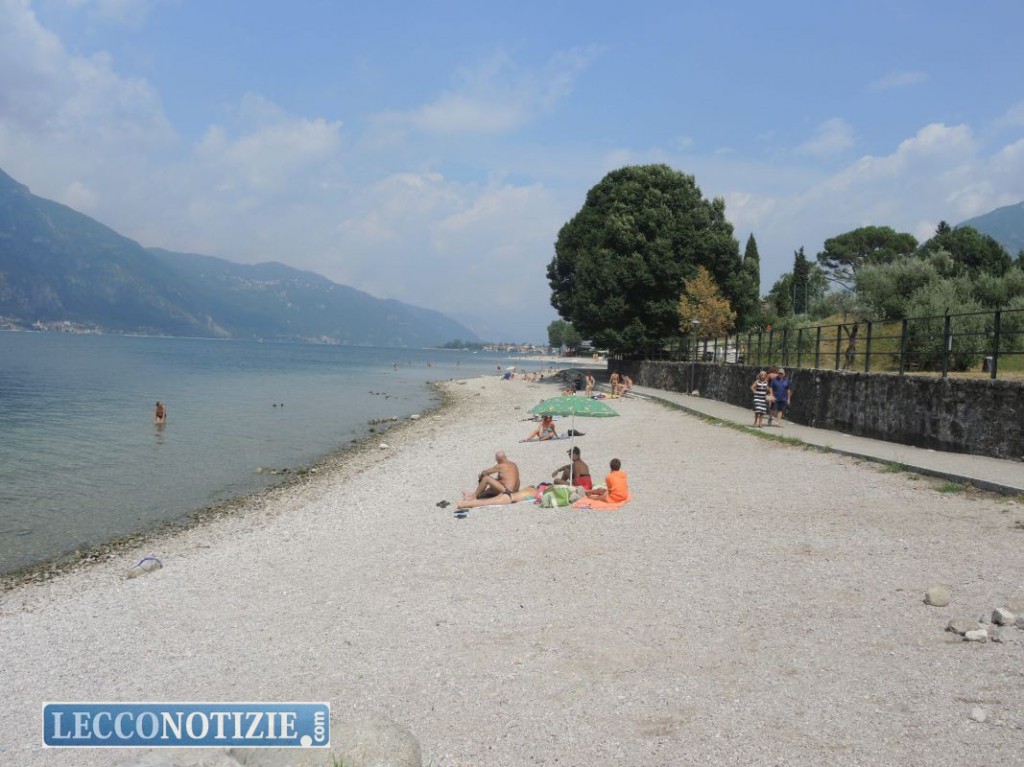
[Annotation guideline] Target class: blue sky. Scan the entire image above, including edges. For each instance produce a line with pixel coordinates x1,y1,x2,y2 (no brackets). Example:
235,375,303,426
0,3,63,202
2,1,1023,342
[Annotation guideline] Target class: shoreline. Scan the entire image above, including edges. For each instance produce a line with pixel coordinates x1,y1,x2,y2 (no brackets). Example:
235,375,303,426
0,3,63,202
3,374,1023,766
0,380,457,592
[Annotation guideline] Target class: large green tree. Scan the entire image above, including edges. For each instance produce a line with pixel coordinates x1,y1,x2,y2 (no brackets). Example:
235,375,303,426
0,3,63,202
729,233,762,330
547,164,742,353
816,225,918,291
917,224,1012,276
546,319,581,348
792,247,811,314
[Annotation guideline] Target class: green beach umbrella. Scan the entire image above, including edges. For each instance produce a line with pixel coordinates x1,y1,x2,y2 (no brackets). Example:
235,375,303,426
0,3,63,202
530,395,619,419
529,395,618,484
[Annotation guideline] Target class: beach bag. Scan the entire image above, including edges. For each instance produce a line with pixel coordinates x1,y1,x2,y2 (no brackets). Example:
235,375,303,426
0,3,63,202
541,485,573,508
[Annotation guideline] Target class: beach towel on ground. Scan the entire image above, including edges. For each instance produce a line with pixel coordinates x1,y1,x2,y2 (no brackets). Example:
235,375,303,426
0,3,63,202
572,491,632,511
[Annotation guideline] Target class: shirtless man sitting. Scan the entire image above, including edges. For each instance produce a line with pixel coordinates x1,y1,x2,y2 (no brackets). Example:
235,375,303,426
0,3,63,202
552,446,592,490
465,450,520,501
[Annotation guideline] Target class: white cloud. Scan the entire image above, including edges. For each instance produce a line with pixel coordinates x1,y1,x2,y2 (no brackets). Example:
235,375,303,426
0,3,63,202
869,70,929,91
382,46,600,136
796,118,856,158
721,121,1024,285
0,0,176,207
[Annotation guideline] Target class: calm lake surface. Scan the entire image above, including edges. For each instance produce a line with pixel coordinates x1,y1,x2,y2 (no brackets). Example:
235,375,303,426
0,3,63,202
0,333,531,575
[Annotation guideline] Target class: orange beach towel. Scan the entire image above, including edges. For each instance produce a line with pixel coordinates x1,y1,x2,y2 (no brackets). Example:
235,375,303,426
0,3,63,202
572,491,632,511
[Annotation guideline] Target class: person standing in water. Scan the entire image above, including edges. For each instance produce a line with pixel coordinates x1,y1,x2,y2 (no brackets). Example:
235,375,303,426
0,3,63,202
153,401,167,425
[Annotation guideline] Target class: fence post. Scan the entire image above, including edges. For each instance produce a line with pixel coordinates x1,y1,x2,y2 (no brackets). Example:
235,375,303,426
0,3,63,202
782,328,790,366
941,310,951,378
814,326,822,369
899,318,908,375
991,310,1001,380
865,321,873,373
834,325,842,370
797,328,804,369
757,331,763,365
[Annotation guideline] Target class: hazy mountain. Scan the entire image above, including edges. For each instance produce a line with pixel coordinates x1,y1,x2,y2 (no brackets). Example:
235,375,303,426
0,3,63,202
959,201,1024,257
0,168,478,345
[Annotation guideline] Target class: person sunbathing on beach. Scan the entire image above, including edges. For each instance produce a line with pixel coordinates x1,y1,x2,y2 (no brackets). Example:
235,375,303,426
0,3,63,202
584,458,629,502
456,485,539,510
465,450,520,500
522,414,558,442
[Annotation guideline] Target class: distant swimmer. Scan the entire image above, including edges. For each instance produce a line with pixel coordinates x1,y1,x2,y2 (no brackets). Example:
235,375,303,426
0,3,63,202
153,401,167,425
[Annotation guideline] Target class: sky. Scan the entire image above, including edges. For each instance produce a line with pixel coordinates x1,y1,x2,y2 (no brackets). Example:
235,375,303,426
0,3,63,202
2,1,1023,343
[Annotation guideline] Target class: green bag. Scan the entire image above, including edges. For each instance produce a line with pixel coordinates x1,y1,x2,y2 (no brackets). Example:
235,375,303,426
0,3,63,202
541,485,572,508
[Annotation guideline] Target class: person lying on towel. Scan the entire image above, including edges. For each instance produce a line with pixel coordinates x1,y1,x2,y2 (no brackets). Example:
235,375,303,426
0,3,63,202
573,458,631,510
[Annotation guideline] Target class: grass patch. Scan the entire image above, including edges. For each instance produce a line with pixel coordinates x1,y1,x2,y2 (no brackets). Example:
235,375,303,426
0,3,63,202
936,481,968,493
881,461,908,473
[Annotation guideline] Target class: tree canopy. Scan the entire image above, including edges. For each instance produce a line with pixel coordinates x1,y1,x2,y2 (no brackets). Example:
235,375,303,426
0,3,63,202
547,164,742,353
917,224,1012,276
546,319,581,348
678,266,736,338
816,226,918,291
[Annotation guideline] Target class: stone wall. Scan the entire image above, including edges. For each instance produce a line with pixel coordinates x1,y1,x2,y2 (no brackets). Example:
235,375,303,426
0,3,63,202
614,360,1024,461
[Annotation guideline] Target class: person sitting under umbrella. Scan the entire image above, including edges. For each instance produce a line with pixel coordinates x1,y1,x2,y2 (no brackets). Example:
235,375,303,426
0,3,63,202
551,446,592,490
522,414,558,442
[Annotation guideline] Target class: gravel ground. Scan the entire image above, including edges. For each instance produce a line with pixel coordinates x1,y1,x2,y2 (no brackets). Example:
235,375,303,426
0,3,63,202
2,374,1023,766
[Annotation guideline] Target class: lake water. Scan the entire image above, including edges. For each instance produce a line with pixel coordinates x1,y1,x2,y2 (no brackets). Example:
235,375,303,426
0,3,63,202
0,333,532,575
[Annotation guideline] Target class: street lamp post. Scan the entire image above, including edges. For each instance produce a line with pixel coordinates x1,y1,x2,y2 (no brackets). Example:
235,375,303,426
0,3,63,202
690,319,701,394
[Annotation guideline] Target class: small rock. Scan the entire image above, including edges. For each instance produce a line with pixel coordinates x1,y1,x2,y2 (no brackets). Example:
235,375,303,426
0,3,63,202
924,585,952,607
992,607,1016,626
409,414,420,420
991,627,1015,644
947,617,981,636
379,443,389,450
969,707,987,723
1016,616,1024,631
964,629,989,642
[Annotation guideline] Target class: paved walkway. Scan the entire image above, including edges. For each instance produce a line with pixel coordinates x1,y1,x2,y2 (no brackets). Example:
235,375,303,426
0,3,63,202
629,384,1024,496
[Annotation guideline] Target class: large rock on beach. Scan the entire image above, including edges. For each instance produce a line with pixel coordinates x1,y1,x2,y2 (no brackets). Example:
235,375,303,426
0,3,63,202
946,617,981,636
924,585,951,607
992,607,1016,626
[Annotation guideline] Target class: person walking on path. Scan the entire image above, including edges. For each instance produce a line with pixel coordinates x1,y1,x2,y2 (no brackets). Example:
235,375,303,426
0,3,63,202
769,368,792,425
751,371,769,428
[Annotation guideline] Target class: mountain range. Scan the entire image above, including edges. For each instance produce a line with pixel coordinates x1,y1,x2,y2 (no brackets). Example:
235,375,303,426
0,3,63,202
0,168,478,346
958,201,1024,257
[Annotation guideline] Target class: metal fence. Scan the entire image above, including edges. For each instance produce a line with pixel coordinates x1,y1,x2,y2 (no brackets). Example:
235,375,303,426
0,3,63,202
623,307,1024,380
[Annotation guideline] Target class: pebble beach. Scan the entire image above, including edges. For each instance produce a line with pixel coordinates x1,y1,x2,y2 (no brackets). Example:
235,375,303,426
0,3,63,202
2,373,1023,766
